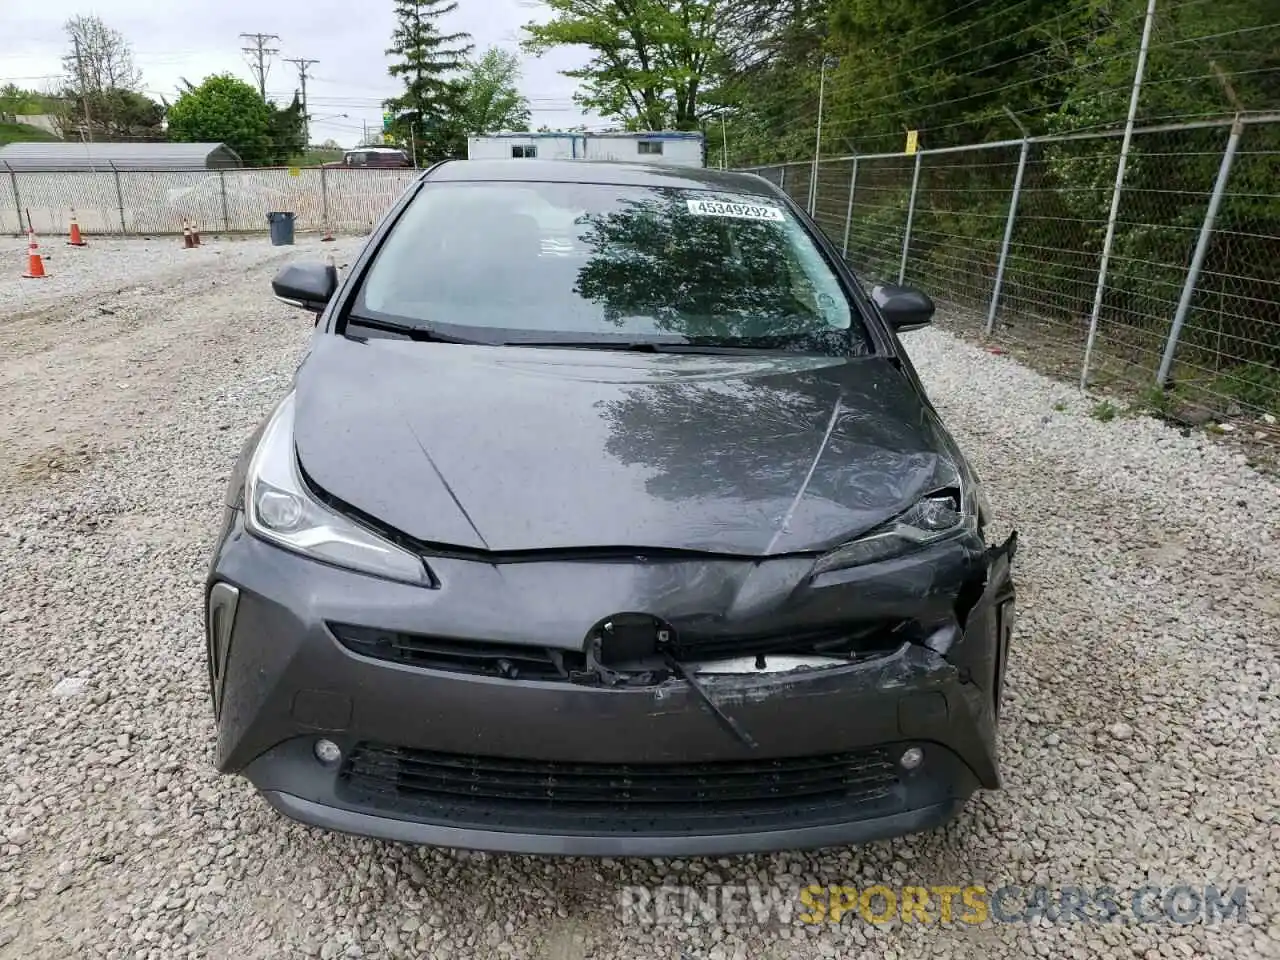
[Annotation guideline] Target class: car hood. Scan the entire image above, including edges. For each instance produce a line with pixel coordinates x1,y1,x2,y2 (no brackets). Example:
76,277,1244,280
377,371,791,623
292,336,962,556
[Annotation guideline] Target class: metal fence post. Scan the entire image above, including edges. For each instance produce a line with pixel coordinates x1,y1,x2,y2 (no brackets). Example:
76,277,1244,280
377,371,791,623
111,162,126,233
1156,117,1244,387
1080,0,1158,388
985,138,1030,336
779,165,787,195
320,164,330,234
220,171,230,232
5,161,21,234
841,155,859,258
898,151,923,284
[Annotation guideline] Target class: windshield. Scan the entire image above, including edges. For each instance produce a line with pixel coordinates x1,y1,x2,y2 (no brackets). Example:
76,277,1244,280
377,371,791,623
352,181,871,354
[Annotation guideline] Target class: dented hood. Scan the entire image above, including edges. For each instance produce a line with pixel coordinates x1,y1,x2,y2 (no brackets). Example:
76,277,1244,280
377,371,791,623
292,336,961,556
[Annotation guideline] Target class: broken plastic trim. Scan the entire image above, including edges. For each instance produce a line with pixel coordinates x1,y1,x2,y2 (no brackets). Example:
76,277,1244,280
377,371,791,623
330,530,1018,688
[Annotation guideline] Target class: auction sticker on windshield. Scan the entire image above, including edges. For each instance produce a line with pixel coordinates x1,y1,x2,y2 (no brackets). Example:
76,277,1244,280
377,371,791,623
686,198,786,222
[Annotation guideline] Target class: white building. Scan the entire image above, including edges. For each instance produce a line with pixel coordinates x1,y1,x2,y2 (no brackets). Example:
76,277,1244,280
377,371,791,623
466,131,706,168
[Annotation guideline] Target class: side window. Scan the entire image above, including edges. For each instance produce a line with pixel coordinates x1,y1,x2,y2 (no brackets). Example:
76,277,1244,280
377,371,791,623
638,141,663,156
512,144,537,159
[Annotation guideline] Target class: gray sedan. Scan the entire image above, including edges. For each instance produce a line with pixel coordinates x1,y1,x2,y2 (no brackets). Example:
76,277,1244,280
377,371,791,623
205,159,1018,856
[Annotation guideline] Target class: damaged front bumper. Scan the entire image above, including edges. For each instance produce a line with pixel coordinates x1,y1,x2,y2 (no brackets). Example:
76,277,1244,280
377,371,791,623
206,510,1017,856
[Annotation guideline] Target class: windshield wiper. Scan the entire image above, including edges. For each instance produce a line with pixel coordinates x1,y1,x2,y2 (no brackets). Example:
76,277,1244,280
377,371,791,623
507,340,793,355
345,314,491,344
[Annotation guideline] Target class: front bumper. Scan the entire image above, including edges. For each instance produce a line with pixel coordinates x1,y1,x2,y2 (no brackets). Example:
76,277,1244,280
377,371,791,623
207,511,1015,856
261,783,967,857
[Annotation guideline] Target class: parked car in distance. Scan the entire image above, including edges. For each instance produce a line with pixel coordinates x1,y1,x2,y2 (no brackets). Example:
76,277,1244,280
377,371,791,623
323,147,413,169
206,159,1018,857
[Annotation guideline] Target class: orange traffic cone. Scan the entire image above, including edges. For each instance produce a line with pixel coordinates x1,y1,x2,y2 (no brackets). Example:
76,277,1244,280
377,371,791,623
182,219,194,249
22,229,47,278
67,210,88,247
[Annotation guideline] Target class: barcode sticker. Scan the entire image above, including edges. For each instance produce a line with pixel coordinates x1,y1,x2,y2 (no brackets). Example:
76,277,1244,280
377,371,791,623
686,199,785,222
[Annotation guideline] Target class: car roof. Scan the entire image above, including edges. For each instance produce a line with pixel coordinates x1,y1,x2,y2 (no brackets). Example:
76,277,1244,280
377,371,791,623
425,159,780,197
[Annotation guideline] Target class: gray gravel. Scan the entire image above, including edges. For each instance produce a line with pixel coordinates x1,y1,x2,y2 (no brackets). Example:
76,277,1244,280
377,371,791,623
0,238,1277,960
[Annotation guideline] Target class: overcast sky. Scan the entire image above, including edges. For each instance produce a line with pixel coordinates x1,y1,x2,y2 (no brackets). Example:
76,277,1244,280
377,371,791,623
1,0,600,146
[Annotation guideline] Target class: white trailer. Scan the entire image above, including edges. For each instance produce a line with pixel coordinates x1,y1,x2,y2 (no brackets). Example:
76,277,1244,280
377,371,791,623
466,131,706,168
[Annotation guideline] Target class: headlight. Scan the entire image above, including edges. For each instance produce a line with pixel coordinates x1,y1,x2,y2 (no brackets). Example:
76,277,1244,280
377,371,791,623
244,394,430,586
812,488,978,575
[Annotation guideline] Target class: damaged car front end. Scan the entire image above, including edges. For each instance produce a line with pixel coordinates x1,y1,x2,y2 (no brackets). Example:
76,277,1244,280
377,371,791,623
205,160,1017,856
206,381,1017,856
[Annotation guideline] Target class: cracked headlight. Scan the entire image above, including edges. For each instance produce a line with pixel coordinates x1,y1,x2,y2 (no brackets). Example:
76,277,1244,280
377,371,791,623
812,488,979,575
244,393,430,586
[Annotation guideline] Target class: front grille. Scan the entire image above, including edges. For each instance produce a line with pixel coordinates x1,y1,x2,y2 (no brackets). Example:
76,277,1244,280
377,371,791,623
338,743,902,834
331,624,563,680
669,622,909,661
331,621,906,682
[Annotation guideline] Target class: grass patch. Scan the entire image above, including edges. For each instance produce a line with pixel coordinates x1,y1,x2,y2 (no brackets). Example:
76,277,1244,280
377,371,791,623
1091,400,1119,422
1052,400,1068,412
1136,384,1180,416
1206,362,1280,416
0,121,60,146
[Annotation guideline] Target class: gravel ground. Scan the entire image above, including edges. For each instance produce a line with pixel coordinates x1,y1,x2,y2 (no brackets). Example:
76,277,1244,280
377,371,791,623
0,237,1277,960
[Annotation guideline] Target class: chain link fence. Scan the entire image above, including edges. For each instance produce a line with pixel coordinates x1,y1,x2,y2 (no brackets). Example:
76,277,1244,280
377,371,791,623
742,113,1280,426
1,164,420,238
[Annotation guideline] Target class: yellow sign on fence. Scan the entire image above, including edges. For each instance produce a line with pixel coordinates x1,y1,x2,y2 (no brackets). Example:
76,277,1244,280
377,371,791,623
288,167,301,177
905,130,919,155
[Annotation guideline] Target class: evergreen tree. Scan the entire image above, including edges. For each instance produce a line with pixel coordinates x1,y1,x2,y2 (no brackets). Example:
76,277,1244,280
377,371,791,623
384,0,474,162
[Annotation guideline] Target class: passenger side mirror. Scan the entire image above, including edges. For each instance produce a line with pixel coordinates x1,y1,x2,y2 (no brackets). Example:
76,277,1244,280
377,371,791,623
272,261,337,313
871,283,935,332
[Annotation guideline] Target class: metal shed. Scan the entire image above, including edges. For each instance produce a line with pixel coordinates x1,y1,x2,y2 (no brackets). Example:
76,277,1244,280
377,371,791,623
0,142,243,171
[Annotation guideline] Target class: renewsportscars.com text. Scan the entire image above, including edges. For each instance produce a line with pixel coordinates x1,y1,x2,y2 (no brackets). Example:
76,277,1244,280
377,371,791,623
617,883,1249,927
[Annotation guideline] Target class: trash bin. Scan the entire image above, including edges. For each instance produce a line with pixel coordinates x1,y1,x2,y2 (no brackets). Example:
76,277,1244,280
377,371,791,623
267,211,296,246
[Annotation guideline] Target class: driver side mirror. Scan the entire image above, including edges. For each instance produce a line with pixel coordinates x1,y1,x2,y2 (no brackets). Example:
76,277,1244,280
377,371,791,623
871,283,935,332
272,261,337,313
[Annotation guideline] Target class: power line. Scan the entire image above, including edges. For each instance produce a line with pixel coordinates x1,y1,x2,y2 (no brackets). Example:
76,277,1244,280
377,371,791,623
283,57,320,145
239,33,281,100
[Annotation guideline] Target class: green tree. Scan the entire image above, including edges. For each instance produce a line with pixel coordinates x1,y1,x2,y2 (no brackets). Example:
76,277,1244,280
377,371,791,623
167,74,273,165
522,0,727,130
457,47,531,133
0,85,61,116
268,94,307,162
61,88,166,140
384,0,474,162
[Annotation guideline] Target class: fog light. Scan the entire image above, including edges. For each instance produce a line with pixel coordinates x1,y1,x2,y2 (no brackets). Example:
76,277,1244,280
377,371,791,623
314,739,342,765
899,746,924,770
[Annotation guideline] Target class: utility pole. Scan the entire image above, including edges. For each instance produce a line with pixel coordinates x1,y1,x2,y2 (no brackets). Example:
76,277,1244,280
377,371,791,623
239,33,281,100
72,34,94,143
284,57,319,146
810,55,838,216
1080,0,1158,389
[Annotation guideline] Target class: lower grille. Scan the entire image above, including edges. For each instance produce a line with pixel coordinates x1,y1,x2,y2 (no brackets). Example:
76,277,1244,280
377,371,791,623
338,743,902,834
